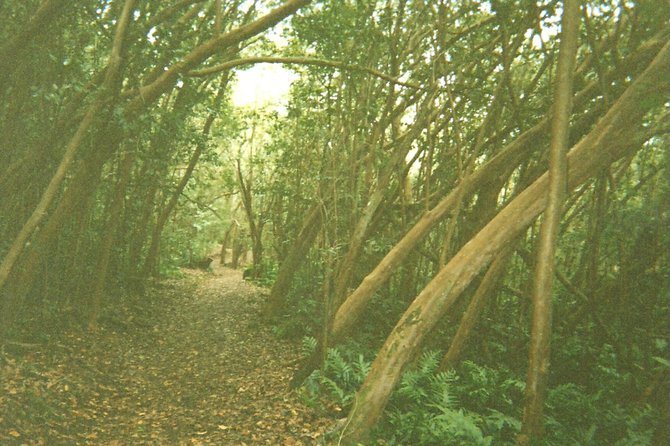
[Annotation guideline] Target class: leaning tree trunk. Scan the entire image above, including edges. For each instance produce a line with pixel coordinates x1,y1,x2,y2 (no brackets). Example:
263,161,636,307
88,151,135,331
0,146,109,338
0,0,312,330
519,2,579,442
236,159,263,272
219,223,233,265
440,245,514,370
289,94,442,384
262,202,323,319
328,115,547,343
340,42,669,445
330,89,437,308
142,142,205,277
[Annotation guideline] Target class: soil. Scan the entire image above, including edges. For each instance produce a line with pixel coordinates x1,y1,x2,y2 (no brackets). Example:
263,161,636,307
0,264,334,445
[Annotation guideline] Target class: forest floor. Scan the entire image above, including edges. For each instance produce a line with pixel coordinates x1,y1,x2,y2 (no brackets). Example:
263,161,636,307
0,264,335,445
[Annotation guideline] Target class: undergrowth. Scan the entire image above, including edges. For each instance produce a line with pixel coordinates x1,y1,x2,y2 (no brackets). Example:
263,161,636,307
297,339,668,445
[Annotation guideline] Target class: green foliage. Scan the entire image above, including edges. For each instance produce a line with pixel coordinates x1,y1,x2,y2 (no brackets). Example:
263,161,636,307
302,347,370,409
541,384,659,446
382,352,493,445
301,347,499,445
301,336,318,357
244,259,279,288
271,297,318,339
453,361,525,415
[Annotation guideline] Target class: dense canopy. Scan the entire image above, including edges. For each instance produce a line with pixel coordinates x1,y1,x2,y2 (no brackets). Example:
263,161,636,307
1,0,668,444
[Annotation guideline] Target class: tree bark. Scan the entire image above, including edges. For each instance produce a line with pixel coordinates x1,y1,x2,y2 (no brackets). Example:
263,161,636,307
236,158,263,272
142,143,204,277
330,91,436,309
440,246,514,370
328,111,547,342
340,41,669,445
518,2,580,442
0,151,107,338
263,202,323,319
220,223,233,265
88,151,135,331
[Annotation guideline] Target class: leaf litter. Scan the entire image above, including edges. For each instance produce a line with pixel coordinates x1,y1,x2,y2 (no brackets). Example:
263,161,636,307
1,265,333,445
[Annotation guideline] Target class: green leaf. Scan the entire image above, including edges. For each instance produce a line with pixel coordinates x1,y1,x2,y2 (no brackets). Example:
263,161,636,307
652,356,670,369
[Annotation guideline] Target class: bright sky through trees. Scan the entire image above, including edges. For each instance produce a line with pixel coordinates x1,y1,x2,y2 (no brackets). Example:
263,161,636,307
231,63,296,110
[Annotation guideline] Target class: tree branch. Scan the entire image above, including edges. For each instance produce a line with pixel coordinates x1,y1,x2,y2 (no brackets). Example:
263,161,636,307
127,0,311,111
187,56,424,90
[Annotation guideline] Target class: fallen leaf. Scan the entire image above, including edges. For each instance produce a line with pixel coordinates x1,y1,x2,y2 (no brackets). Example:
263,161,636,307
8,429,21,438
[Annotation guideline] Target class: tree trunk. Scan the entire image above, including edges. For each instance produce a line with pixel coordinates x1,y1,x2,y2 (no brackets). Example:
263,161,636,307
340,41,669,445
322,30,667,350
325,27,664,344
88,151,135,330
220,224,233,265
142,142,204,277
263,202,323,319
231,232,243,269
0,162,98,337
330,90,437,308
126,181,159,276
440,246,514,370
236,158,263,272
518,2,579,442
328,115,547,342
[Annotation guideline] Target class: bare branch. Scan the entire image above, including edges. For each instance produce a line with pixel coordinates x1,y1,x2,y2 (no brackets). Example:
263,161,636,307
187,56,425,90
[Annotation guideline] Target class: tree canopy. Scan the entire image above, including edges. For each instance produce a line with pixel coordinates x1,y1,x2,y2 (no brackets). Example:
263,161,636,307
1,0,668,444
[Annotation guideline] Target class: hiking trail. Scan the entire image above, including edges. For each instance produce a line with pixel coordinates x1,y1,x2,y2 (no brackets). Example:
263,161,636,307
1,264,333,445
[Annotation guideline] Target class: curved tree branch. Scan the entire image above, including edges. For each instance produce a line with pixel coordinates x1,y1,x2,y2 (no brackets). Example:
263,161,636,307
187,56,424,90
126,0,311,111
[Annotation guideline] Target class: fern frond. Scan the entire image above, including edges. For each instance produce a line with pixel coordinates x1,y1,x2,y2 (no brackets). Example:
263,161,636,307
418,350,440,375
352,354,371,383
301,335,318,356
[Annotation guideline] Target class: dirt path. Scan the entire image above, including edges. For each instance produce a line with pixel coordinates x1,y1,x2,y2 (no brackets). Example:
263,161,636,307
1,266,331,445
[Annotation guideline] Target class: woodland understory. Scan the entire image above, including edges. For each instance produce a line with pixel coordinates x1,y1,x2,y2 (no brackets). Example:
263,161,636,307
1,0,668,445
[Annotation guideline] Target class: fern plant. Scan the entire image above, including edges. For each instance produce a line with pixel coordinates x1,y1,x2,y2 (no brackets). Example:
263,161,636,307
300,345,372,411
382,351,492,445
301,335,318,356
